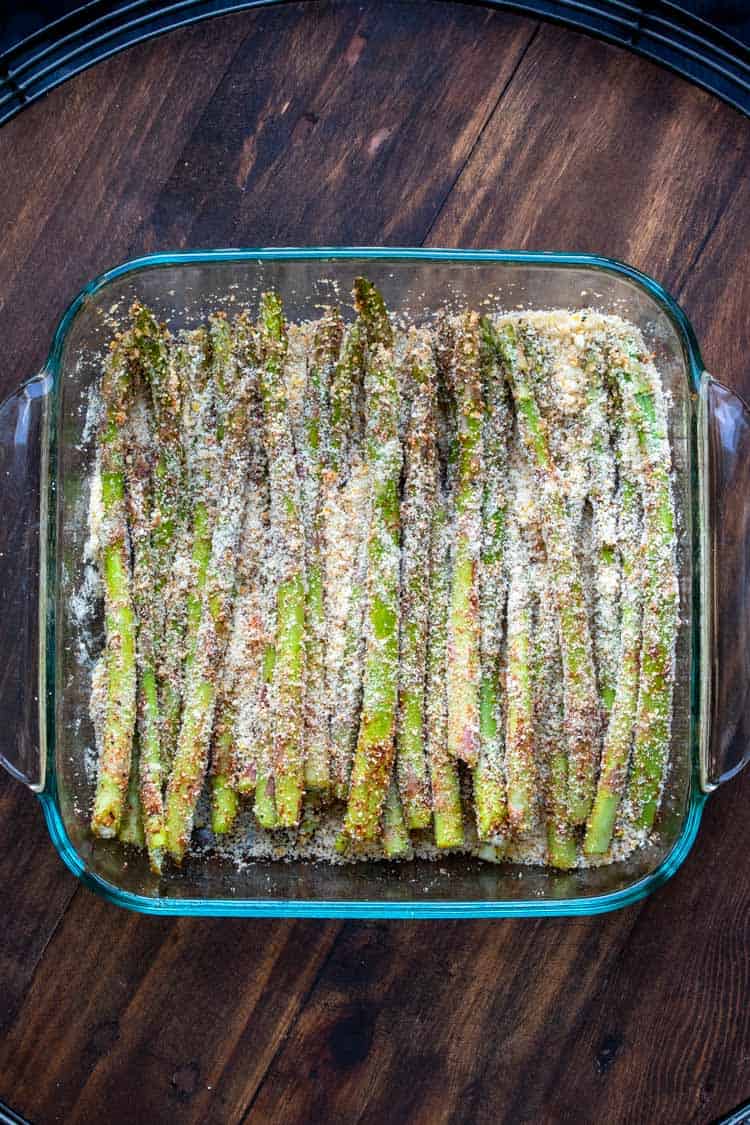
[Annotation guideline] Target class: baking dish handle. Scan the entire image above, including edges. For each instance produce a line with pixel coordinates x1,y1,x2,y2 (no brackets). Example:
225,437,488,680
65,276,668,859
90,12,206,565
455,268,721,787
0,371,52,792
700,372,750,790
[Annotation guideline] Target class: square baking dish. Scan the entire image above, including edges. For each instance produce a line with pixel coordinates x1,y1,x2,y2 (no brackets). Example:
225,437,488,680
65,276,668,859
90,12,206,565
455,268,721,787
2,247,748,918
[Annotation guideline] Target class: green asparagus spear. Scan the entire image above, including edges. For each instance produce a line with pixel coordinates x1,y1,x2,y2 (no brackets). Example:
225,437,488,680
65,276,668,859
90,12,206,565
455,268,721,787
210,727,238,834
343,279,402,842
258,293,307,827
606,329,678,831
532,540,576,869
425,496,464,848
327,469,369,800
164,317,254,860
383,775,411,859
446,311,483,769
302,310,343,791
434,313,458,487
494,320,600,824
581,341,621,716
182,327,218,672
473,321,511,841
585,454,643,853
91,338,138,838
210,314,266,832
121,386,165,872
118,741,145,848
329,321,364,480
502,516,537,833
396,329,436,830
326,325,369,800
253,642,279,828
132,305,187,766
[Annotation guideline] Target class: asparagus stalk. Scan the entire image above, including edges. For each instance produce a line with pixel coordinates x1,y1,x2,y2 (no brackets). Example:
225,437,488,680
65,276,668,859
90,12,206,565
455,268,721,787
182,327,218,671
473,321,510,841
606,329,678,831
383,774,411,859
581,342,621,716
494,320,600,824
209,314,265,833
253,642,279,828
329,321,363,479
446,311,483,769
133,307,187,766
118,742,145,848
242,325,279,830
585,448,643,853
91,338,138,838
121,386,166,872
396,329,436,830
164,317,254,860
301,310,344,791
532,537,576,869
425,496,464,848
327,471,369,800
210,723,238,834
343,279,402,842
502,516,537,833
434,313,458,487
258,293,307,827
326,325,369,800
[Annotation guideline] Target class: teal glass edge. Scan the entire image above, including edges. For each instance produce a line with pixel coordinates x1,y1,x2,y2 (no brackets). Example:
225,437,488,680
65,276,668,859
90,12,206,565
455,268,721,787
35,247,709,918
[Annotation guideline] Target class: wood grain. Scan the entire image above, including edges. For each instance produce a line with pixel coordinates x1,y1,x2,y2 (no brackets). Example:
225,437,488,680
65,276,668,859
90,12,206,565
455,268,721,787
0,773,78,1037
1,3,750,1124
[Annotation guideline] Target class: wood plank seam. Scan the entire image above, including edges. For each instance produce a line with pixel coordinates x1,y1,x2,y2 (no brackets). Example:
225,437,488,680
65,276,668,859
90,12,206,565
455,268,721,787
238,921,347,1122
676,187,735,292
420,19,541,247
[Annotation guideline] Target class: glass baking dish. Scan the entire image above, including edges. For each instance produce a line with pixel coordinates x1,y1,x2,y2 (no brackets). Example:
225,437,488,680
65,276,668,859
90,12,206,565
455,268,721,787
2,247,748,918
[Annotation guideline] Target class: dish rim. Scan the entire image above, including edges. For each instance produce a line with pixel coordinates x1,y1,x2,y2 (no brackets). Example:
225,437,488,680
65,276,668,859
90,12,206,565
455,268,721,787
39,246,707,917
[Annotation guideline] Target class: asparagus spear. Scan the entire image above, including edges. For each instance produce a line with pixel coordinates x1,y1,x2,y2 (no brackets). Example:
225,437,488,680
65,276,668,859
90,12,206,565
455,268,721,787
425,496,464,848
383,774,411,859
446,311,483,769
434,313,458,488
532,537,576,869
326,325,369,799
182,327,219,672
209,314,265,833
502,515,537,833
606,329,678,831
258,293,307,828
585,450,643,853
343,279,402,842
253,642,280,828
301,310,344,791
240,312,280,830
474,321,510,841
121,386,166,872
164,317,254,860
494,319,600,824
91,338,138,838
581,341,621,716
329,321,363,479
133,306,187,766
118,742,145,848
326,468,369,800
396,329,436,830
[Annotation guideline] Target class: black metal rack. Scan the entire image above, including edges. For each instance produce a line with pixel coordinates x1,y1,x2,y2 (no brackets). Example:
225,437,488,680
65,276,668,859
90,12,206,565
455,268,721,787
0,0,748,129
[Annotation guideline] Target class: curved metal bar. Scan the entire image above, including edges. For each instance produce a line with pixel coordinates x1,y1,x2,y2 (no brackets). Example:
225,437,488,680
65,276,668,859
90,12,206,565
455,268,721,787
0,1,747,124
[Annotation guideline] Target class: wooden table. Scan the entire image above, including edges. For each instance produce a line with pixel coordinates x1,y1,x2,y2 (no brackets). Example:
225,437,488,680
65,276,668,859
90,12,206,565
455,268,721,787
1,4,749,1122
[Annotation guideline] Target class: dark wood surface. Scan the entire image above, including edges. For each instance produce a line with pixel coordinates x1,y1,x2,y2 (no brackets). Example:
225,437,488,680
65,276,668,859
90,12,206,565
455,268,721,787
1,3,749,1122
